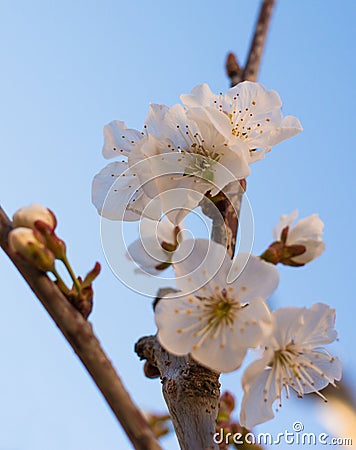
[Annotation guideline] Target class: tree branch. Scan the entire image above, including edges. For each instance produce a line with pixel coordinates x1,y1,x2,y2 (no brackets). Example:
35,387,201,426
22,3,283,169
201,180,246,258
0,206,162,450
226,0,275,86
243,0,275,82
135,335,220,450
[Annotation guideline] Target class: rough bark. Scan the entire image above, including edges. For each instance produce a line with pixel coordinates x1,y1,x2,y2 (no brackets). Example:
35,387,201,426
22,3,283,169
201,180,246,258
0,206,162,450
136,335,220,450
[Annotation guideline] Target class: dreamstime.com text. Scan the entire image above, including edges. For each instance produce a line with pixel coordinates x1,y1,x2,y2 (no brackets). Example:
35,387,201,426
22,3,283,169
213,421,353,446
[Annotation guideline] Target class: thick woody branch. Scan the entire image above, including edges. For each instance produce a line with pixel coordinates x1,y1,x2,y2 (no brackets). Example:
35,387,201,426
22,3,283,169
135,335,220,450
0,206,161,450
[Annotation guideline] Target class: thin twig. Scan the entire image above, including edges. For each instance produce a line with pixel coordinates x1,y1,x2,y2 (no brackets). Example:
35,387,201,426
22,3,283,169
242,0,276,82
226,52,242,87
0,206,162,450
222,0,276,255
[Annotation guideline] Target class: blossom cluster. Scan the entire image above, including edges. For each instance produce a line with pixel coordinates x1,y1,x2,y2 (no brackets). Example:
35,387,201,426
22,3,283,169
92,81,341,428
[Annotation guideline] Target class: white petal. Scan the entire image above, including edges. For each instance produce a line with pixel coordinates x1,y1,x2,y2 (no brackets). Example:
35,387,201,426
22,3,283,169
248,115,302,148
286,213,325,263
156,218,178,245
228,254,279,302
211,147,250,193
144,103,170,136
158,103,200,149
226,81,282,113
188,106,233,145
298,352,342,393
234,298,273,347
271,307,306,347
180,84,217,108
102,120,143,159
131,218,178,270
173,239,230,293
155,294,204,355
133,149,210,225
240,352,276,428
288,214,324,243
91,162,146,221
273,210,298,241
127,237,169,275
127,135,163,199
296,303,338,346
191,333,247,373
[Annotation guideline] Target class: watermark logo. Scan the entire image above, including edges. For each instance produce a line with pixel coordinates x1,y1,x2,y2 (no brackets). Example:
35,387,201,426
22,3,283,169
213,421,353,446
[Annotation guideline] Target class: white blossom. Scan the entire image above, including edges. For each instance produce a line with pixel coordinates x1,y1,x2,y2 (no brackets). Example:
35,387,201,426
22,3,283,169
155,240,279,372
139,103,250,194
93,83,301,223
127,218,182,275
274,210,325,264
181,81,302,163
12,203,56,230
240,303,342,428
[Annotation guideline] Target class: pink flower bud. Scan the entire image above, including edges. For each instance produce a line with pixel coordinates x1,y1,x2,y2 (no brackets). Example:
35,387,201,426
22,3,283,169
13,204,56,231
9,227,55,272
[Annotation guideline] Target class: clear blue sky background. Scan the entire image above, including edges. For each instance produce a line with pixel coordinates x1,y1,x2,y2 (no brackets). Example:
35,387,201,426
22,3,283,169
0,1,355,449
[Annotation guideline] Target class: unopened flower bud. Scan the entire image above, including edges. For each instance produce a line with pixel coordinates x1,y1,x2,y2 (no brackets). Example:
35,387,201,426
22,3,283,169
34,220,66,259
13,204,56,231
273,210,325,265
220,391,235,414
9,227,55,272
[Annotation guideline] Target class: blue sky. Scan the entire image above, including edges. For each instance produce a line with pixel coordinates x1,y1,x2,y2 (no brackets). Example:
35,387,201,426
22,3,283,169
0,1,355,449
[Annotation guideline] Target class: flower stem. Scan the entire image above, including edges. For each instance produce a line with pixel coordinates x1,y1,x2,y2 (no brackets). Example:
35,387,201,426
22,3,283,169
52,266,69,293
61,255,81,293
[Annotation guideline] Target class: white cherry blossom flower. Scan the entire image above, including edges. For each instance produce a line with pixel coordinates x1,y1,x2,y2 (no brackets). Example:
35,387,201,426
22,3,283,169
141,103,250,193
240,303,342,428
13,203,56,231
127,218,181,275
94,108,219,223
181,81,302,163
273,210,325,264
155,239,279,372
